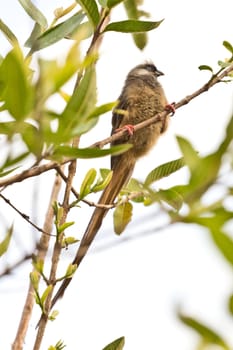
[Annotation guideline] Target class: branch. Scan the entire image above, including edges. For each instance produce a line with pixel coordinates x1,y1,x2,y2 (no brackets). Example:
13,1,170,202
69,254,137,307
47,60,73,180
0,193,55,237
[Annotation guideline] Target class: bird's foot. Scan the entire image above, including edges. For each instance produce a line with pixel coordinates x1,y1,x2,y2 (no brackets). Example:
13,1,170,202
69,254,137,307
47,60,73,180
165,102,176,116
115,124,135,135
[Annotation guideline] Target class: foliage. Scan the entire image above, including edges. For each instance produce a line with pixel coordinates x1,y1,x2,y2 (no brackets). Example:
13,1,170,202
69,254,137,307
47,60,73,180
0,0,233,349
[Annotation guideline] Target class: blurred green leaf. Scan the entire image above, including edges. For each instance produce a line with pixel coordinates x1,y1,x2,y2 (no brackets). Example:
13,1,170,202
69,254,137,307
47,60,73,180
0,19,19,46
57,221,75,234
144,157,185,186
30,270,40,290
113,202,133,235
211,229,233,267
75,0,100,27
62,236,79,248
48,309,59,322
53,144,132,159
79,168,97,199
198,65,213,72
41,285,53,307
25,22,43,47
64,263,77,278
102,336,125,350
91,169,113,192
18,0,48,29
228,294,233,315
176,136,199,172
104,19,163,33
30,12,85,52
58,65,97,138
178,312,230,350
223,40,233,54
157,188,183,211
98,0,107,7
48,340,66,350
123,0,148,49
0,151,29,176
107,0,124,8
0,225,13,257
0,48,34,120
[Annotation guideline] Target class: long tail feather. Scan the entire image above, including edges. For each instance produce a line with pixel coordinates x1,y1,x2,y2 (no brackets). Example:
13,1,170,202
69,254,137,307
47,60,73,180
51,157,135,308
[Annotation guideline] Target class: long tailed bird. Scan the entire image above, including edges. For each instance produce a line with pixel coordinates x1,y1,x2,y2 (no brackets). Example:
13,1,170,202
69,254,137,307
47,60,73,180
51,62,172,308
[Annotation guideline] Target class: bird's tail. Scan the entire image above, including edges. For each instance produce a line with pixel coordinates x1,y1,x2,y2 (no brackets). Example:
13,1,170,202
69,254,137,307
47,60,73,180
51,157,135,308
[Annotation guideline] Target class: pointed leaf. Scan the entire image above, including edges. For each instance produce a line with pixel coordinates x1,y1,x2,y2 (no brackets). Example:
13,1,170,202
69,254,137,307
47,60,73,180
211,229,233,267
144,157,185,186
0,225,13,257
104,19,163,33
198,65,213,72
30,12,85,52
0,19,19,46
65,263,77,278
0,48,34,120
41,285,53,306
76,0,100,27
79,168,97,199
57,221,75,234
113,202,133,235
176,136,199,172
48,309,59,322
102,336,125,350
223,40,233,54
58,65,97,137
178,312,230,349
53,144,132,159
157,189,183,211
91,169,113,192
18,0,48,28
107,0,124,8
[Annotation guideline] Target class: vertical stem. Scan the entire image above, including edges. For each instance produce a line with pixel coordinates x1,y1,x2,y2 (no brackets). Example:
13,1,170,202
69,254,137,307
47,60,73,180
12,173,62,350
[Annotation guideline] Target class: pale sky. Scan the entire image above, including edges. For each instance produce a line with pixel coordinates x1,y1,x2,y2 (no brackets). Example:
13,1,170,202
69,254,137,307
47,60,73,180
1,0,233,349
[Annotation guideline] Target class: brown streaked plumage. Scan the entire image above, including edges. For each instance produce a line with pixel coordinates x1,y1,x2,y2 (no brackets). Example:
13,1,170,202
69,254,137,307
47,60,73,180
51,63,169,308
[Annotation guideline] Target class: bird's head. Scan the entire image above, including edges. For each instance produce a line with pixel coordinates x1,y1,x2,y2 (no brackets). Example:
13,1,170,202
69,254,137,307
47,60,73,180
128,63,164,79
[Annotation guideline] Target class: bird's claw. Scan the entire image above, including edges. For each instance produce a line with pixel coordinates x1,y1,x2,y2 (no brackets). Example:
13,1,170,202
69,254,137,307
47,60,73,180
165,102,176,116
115,124,135,135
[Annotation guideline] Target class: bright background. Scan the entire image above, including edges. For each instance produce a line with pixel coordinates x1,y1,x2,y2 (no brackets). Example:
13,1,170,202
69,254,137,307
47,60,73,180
0,0,233,349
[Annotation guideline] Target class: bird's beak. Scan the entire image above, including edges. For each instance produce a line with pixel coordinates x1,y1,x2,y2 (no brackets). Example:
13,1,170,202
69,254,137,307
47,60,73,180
156,69,164,77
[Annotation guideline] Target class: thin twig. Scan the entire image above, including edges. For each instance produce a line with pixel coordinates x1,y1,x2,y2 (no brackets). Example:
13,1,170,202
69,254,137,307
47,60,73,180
0,193,55,236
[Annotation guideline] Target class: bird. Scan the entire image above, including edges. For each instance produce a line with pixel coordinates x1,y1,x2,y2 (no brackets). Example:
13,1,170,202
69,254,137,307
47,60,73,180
51,62,172,308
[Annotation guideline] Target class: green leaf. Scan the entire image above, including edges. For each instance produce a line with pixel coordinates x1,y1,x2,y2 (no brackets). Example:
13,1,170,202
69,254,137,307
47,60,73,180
0,225,13,257
57,221,75,234
113,202,133,235
48,309,59,322
0,48,34,120
0,19,19,46
75,0,100,27
107,0,124,8
178,312,230,350
144,157,185,186
58,65,97,138
18,0,48,29
41,285,53,307
176,136,199,172
62,236,79,248
79,168,97,199
157,188,183,211
123,0,148,49
91,169,112,192
198,65,213,72
223,40,233,54
30,12,85,52
98,0,107,7
104,19,163,33
25,22,43,47
211,229,233,267
228,294,233,315
53,144,132,159
30,271,40,290
65,263,77,278
48,340,66,350
102,336,125,350
32,258,44,274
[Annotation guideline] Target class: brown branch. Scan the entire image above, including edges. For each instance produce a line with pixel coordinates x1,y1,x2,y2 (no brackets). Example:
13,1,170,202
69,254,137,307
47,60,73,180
12,173,62,350
0,193,55,237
